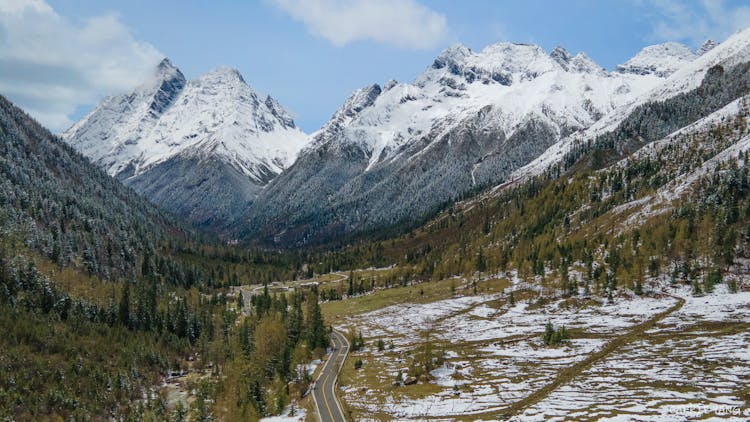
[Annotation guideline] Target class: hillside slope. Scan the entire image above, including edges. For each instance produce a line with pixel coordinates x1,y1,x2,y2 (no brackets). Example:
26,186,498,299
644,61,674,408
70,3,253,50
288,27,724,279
0,94,184,280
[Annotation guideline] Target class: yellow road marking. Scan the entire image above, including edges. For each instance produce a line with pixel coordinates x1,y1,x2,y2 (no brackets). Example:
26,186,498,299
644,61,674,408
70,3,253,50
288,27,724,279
316,331,347,422
323,357,334,418
321,335,337,421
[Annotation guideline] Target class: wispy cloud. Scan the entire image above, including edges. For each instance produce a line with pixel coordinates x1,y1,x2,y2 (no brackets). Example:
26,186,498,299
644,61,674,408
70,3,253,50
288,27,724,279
640,0,750,46
270,0,448,50
0,0,163,131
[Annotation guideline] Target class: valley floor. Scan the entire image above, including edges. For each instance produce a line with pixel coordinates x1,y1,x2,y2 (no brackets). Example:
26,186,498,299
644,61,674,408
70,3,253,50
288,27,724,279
331,274,750,421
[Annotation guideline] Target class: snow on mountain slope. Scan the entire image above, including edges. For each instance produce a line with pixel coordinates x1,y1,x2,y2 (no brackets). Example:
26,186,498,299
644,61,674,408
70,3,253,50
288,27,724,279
696,39,718,56
609,95,750,228
63,59,307,228
615,42,695,77
647,29,750,102
512,28,750,181
64,59,306,184
63,58,187,169
318,42,663,172
242,42,671,245
304,42,668,180
141,66,306,183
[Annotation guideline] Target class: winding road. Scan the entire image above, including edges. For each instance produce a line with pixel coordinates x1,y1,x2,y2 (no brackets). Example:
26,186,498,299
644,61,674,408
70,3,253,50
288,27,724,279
313,330,349,422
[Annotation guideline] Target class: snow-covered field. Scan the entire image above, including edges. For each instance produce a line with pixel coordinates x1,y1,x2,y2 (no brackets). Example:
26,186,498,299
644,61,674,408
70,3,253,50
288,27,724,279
519,284,750,421
337,280,750,421
259,405,306,422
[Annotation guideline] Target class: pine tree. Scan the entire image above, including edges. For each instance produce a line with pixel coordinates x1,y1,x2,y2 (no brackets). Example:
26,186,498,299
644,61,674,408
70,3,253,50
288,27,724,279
237,291,244,311
692,280,703,296
288,291,303,344
728,279,738,293
567,276,577,297
307,297,328,351
118,282,131,329
634,278,643,296
172,402,188,422
476,247,486,273
559,325,569,341
543,321,554,345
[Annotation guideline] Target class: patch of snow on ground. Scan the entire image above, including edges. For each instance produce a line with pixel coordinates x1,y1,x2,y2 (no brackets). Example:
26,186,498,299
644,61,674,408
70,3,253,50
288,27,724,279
339,272,750,420
259,404,306,422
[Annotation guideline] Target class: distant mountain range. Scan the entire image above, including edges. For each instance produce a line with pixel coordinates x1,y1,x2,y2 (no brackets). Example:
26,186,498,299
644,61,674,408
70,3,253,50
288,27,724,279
61,29,750,246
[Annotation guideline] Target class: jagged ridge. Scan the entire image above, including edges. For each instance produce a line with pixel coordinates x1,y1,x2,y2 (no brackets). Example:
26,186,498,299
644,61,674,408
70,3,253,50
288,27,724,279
63,59,308,229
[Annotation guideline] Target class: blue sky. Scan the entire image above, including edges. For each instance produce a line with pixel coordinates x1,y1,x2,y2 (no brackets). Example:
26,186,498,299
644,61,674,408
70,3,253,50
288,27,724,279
3,0,750,132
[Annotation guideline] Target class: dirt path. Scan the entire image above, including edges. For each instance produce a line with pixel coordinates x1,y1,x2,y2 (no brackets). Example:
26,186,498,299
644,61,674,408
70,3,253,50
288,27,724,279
497,294,686,419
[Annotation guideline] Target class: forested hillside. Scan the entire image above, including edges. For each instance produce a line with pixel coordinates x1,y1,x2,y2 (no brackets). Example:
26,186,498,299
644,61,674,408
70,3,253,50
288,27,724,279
0,95,184,281
0,95,327,420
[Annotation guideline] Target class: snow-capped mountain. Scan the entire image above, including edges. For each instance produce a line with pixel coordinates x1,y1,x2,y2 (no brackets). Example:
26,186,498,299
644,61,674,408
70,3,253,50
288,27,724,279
63,58,307,228
63,30,750,246
514,27,750,181
240,41,678,245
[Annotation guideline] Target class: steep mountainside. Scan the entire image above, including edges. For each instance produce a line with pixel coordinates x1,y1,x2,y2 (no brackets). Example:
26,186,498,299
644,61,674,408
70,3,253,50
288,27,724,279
63,59,307,229
240,42,683,246
514,28,750,180
0,94,183,280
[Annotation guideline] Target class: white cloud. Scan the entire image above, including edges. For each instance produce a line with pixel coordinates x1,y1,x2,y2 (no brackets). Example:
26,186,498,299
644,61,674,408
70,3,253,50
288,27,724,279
642,0,750,46
0,0,163,131
270,0,447,50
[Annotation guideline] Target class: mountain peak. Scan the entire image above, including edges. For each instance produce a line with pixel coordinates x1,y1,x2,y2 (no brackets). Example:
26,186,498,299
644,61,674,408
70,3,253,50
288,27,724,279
616,42,696,77
339,83,382,119
156,57,177,73
145,58,186,118
478,42,546,60
151,58,184,84
550,46,573,69
383,79,398,91
137,57,185,92
63,58,308,228
311,83,382,146
472,42,555,81
432,44,472,72
64,57,307,181
200,66,246,84
420,41,557,87
570,52,606,74
696,39,718,55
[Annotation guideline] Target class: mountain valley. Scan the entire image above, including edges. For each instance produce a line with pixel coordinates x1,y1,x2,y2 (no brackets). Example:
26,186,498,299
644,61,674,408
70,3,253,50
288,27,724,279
4,18,750,421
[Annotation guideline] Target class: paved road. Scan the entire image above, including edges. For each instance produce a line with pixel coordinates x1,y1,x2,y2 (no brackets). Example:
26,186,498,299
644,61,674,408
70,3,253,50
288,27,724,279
313,330,349,422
